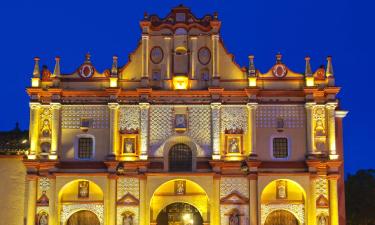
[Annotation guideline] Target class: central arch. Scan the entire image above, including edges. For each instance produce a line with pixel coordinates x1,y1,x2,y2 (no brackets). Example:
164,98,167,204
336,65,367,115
264,210,299,225
67,210,100,225
156,202,203,225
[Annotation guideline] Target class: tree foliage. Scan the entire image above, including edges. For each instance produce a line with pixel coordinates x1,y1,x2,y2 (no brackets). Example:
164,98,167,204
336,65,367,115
346,169,375,225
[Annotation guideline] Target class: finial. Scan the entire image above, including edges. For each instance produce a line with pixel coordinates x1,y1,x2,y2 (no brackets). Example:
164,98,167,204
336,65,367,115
33,57,40,78
111,55,118,76
276,52,282,63
248,55,256,76
326,56,334,77
214,12,218,19
52,56,61,77
305,56,312,77
85,53,91,63
144,12,149,19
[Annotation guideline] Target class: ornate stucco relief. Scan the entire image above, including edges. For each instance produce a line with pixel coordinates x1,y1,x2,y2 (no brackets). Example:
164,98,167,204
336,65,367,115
220,205,249,225
315,177,328,199
119,106,140,131
261,203,304,225
150,106,173,146
117,177,140,200
116,206,139,225
256,105,305,128
187,106,212,148
220,177,249,198
221,106,248,133
61,204,104,225
61,105,109,129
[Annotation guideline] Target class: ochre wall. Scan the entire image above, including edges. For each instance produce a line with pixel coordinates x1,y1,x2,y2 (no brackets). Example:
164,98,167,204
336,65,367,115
0,157,26,225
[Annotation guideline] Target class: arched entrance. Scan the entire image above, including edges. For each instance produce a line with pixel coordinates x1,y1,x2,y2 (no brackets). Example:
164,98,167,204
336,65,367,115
156,202,203,225
169,144,192,172
264,210,299,225
67,210,100,225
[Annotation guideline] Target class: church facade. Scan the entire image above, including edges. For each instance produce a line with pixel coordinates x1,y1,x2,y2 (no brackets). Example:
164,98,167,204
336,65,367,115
23,5,347,225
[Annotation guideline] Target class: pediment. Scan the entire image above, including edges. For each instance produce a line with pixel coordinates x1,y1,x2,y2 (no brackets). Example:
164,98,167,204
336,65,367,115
117,193,139,206
220,192,249,205
316,195,329,208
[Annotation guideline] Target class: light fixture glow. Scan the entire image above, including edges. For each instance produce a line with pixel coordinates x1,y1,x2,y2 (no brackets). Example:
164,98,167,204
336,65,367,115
173,76,189,90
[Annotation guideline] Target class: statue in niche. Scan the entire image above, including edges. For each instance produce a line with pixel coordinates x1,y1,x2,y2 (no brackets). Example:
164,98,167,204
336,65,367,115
175,114,187,129
276,180,287,199
318,215,327,225
41,119,51,137
122,213,133,225
228,138,240,153
175,180,186,195
38,212,48,225
315,120,325,136
229,213,239,225
78,181,89,198
124,138,135,153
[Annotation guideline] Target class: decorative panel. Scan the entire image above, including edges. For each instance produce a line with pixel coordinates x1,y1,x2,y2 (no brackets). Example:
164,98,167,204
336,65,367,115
221,106,248,133
117,177,140,200
256,105,305,128
313,105,327,152
220,177,249,198
39,106,52,136
260,203,304,225
62,105,109,129
187,106,211,147
150,106,173,146
315,177,328,199
61,204,104,225
119,106,140,131
39,177,50,192
220,205,249,225
116,206,139,225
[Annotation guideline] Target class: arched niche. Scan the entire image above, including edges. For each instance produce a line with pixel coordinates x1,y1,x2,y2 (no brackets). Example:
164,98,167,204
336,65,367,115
66,210,101,225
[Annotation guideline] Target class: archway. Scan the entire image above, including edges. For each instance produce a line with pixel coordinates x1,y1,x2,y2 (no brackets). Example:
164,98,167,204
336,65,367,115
156,202,203,225
264,210,299,225
67,210,100,225
169,144,192,172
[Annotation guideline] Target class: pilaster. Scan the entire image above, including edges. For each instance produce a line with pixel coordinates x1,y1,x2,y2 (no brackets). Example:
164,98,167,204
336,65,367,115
108,103,120,157
190,36,198,79
26,175,37,225
164,36,172,80
28,102,41,159
305,102,316,156
139,103,150,160
247,103,258,157
48,176,57,225
326,102,338,160
108,175,117,225
249,174,258,225
328,175,339,225
211,103,221,159
50,103,61,160
308,175,317,225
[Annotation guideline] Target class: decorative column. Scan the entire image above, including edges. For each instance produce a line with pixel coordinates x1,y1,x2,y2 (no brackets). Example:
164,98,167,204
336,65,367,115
308,176,317,225
139,103,150,160
108,103,120,157
249,174,258,225
26,175,37,225
326,102,338,160
164,36,172,80
329,175,339,225
190,36,198,79
139,177,147,225
305,102,316,156
142,34,149,79
108,175,117,225
211,34,220,78
48,176,57,225
28,102,41,159
247,103,258,157
211,103,221,160
211,175,221,225
50,103,61,160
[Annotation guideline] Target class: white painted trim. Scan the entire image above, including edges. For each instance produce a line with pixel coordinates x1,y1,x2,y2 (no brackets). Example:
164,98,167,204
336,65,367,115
74,133,96,160
269,135,291,161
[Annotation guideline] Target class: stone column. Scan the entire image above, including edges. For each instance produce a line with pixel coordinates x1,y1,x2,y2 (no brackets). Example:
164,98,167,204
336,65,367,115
305,102,316,156
26,175,37,225
329,175,339,225
190,36,198,79
50,103,61,160
211,103,221,160
308,176,317,225
28,102,41,159
48,176,57,225
249,174,258,225
211,34,220,78
142,34,149,79
247,103,258,157
164,36,171,80
139,177,147,225
326,103,338,160
108,175,117,225
109,103,120,157
139,103,150,160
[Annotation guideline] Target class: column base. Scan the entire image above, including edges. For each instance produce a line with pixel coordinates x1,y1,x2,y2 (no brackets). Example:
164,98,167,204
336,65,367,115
27,154,36,160
139,154,148,160
329,154,339,160
48,154,58,160
212,154,221,160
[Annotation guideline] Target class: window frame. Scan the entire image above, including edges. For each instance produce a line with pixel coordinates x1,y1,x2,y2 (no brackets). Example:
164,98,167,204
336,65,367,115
270,136,291,160
74,134,95,160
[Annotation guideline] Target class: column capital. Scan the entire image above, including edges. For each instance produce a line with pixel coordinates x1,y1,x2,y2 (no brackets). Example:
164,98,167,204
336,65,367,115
328,174,340,180
246,102,258,109
29,102,41,109
210,102,222,109
50,102,61,109
163,36,172,40
335,110,348,118
325,102,338,109
142,34,149,39
304,102,316,108
211,34,220,40
108,102,119,109
139,102,150,109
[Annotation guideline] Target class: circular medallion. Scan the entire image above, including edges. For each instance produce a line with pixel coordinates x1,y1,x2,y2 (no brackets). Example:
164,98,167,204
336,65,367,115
79,64,94,78
198,47,211,65
150,46,164,64
272,64,287,78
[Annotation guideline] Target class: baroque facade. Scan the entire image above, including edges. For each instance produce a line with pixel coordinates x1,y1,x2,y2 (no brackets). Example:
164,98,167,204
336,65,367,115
22,5,347,225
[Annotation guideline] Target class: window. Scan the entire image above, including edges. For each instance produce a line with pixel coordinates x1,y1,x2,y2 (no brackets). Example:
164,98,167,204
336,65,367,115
169,144,192,172
273,137,288,159
78,138,93,159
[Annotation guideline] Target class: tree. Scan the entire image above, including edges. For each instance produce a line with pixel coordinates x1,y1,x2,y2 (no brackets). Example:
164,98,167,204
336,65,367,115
346,169,375,225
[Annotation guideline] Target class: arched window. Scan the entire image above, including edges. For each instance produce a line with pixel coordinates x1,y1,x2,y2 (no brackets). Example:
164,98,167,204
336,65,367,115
169,144,192,172
75,134,95,160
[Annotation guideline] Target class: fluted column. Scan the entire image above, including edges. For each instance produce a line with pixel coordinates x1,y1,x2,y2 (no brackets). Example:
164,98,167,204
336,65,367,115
26,175,37,225
247,103,258,157
211,34,220,78
142,34,149,78
249,174,258,225
329,175,339,225
190,36,198,79
211,103,221,160
308,176,317,225
48,176,57,225
50,103,61,160
139,103,150,160
326,103,338,160
305,102,316,156
108,103,120,157
28,102,41,159
108,175,117,225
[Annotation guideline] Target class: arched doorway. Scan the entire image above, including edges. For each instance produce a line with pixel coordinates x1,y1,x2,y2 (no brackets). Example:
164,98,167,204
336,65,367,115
67,210,100,225
156,202,203,225
169,144,192,172
264,210,299,225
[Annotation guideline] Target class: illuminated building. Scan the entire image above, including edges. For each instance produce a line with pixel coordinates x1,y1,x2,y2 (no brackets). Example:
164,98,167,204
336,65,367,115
1,5,348,225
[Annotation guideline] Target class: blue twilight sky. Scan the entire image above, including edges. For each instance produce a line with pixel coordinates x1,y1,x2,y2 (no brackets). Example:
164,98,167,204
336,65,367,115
0,0,374,174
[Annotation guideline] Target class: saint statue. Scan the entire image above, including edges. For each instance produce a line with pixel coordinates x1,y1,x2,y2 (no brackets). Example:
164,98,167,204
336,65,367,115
39,213,48,225
277,181,287,199
318,215,327,225
78,181,89,198
315,120,325,136
123,215,133,225
229,214,239,225
229,138,239,153
176,181,185,195
125,139,134,153
175,115,186,128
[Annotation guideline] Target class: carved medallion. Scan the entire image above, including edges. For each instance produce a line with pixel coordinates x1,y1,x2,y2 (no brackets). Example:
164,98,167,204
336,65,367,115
150,46,163,64
272,64,287,78
198,47,211,65
79,64,94,78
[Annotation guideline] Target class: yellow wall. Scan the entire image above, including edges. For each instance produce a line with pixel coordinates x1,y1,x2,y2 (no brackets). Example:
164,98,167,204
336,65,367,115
59,180,104,202
0,158,26,225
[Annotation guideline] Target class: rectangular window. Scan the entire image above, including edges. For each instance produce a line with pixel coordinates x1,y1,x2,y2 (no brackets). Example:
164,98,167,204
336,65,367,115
273,137,288,159
78,138,93,159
